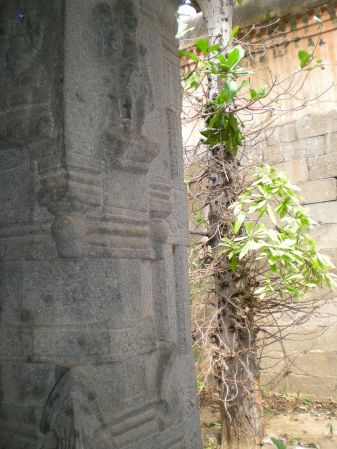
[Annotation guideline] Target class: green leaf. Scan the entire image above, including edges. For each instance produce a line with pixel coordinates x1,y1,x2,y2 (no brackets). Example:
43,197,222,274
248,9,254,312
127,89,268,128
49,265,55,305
222,80,239,103
249,89,257,99
179,49,198,62
231,255,238,271
271,438,287,449
185,72,201,90
238,79,250,92
267,203,277,226
245,222,254,235
229,25,240,42
239,242,250,259
298,49,312,69
209,43,221,53
222,164,336,302
194,209,205,225
233,213,245,234
194,37,209,55
226,45,245,68
249,85,266,100
256,85,266,95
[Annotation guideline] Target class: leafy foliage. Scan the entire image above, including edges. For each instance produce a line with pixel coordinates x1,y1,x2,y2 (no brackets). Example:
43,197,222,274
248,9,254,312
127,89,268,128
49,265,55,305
219,165,336,301
298,49,313,69
180,35,325,157
180,36,264,155
271,438,287,449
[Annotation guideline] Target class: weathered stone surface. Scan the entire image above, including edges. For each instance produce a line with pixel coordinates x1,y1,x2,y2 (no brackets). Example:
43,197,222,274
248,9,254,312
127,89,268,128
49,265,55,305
299,178,337,204
306,201,337,224
287,374,337,398
261,327,323,356
296,110,337,140
325,131,337,153
321,248,337,268
263,135,324,164
308,152,337,180
238,142,263,166
291,352,337,377
262,373,337,398
311,224,337,248
261,350,337,379
314,324,337,353
266,122,297,146
276,159,309,182
235,0,327,29
0,1,201,448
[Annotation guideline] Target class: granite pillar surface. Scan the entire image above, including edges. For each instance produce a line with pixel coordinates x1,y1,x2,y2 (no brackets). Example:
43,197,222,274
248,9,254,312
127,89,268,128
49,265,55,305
0,1,201,447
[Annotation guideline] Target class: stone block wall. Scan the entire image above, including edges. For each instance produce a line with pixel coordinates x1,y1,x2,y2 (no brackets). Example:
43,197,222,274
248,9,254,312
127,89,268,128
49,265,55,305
259,111,337,399
244,2,337,398
233,1,337,400
181,0,337,399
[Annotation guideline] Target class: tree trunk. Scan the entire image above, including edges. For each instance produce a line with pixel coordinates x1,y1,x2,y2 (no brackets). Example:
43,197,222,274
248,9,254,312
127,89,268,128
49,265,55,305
198,1,264,447
215,266,263,449
207,154,264,449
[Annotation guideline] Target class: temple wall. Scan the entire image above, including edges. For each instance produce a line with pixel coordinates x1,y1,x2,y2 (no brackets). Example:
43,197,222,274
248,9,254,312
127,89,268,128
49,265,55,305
181,0,337,399
250,3,337,397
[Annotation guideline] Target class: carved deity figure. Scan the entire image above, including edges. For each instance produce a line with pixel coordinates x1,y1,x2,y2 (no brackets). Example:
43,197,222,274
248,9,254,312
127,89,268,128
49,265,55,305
92,0,154,140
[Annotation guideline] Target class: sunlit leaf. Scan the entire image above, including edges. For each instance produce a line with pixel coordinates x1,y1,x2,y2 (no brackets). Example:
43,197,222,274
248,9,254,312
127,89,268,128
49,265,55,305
298,49,312,69
226,46,245,68
233,213,245,234
194,37,209,54
229,25,240,42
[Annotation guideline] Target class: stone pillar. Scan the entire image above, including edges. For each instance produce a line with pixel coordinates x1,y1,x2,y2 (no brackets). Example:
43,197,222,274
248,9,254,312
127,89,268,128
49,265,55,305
0,1,201,448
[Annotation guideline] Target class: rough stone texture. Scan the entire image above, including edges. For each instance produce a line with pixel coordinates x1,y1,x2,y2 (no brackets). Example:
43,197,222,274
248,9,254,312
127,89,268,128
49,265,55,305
249,116,337,400
296,110,337,140
262,373,337,398
263,136,325,164
266,122,297,146
311,224,337,249
308,152,337,180
325,131,337,153
0,1,201,448
234,0,329,29
306,201,337,224
275,159,309,183
299,178,337,204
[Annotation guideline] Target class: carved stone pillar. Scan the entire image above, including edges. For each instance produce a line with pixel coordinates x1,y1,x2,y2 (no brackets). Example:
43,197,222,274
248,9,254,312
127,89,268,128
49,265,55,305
0,1,201,448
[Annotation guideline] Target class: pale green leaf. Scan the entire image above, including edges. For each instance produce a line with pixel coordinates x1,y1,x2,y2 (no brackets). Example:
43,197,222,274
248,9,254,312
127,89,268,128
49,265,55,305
195,37,209,54
229,25,240,42
233,213,245,234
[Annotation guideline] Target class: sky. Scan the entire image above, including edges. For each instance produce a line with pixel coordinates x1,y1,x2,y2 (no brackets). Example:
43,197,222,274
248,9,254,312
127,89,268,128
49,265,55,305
178,1,197,17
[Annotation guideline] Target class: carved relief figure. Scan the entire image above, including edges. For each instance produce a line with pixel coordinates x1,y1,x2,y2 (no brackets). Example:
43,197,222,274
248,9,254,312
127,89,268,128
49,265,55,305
115,0,154,135
40,369,104,449
92,0,154,138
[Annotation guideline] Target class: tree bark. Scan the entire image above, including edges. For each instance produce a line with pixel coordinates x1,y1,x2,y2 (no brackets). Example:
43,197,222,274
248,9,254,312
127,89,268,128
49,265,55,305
197,1,264,447
208,154,263,449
